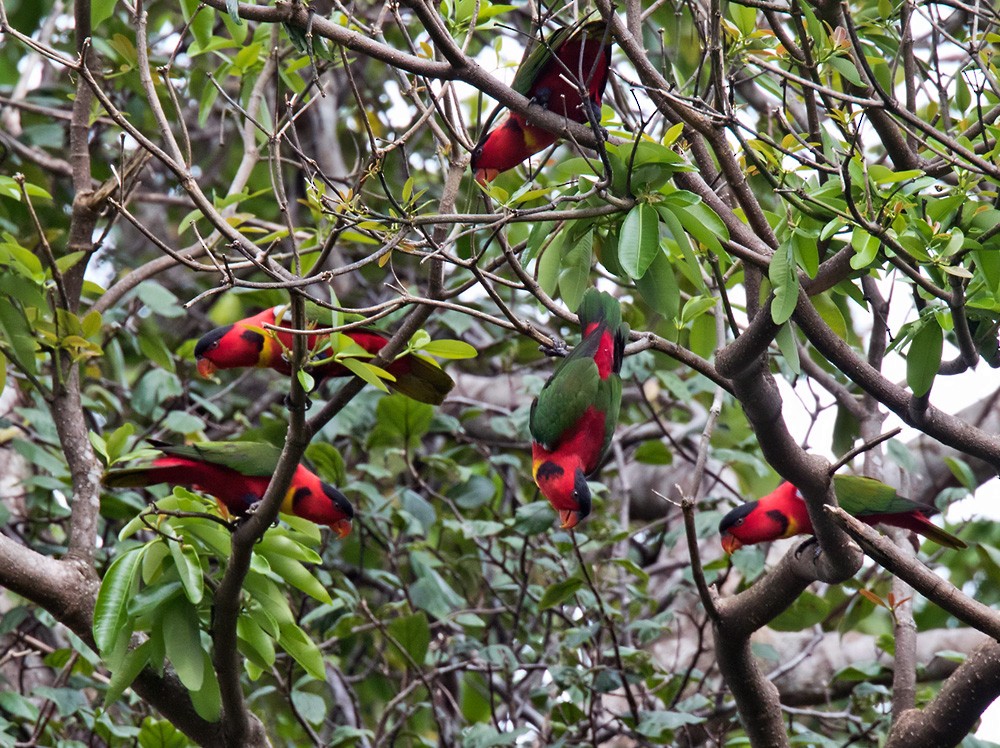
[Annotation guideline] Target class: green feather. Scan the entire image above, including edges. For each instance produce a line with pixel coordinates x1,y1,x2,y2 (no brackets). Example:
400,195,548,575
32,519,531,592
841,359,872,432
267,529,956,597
153,441,285,477
530,356,601,450
511,18,606,97
577,288,622,332
832,474,925,516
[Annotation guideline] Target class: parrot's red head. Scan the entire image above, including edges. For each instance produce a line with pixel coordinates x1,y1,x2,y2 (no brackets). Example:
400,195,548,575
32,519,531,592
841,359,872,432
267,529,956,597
533,459,591,529
719,483,811,553
471,114,559,184
284,468,354,538
194,308,281,377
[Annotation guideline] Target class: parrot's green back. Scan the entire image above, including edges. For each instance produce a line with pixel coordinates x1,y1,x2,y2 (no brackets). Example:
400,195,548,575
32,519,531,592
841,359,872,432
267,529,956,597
511,19,604,97
155,441,285,477
530,288,627,462
530,336,603,450
832,474,929,516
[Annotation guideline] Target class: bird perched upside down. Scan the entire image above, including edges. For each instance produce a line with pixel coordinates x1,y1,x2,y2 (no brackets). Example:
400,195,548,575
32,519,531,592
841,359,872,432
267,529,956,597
471,19,612,183
103,441,354,537
529,289,628,529
194,304,454,405
719,475,966,553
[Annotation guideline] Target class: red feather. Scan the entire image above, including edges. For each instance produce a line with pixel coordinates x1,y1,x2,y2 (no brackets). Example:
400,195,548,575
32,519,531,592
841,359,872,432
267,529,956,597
194,307,453,404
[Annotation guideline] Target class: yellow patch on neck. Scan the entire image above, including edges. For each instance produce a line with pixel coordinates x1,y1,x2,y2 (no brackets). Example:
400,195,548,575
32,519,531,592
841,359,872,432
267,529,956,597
782,515,802,538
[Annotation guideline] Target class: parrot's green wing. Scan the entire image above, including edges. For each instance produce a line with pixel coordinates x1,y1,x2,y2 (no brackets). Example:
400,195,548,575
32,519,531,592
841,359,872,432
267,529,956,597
600,374,622,456
157,441,284,477
511,18,601,97
530,353,601,450
833,474,927,516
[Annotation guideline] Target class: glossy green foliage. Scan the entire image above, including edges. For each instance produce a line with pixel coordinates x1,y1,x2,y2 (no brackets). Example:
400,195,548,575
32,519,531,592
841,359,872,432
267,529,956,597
94,491,334,720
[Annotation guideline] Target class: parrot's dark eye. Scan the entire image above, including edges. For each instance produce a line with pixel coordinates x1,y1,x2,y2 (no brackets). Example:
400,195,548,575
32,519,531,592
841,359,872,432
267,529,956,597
733,518,744,527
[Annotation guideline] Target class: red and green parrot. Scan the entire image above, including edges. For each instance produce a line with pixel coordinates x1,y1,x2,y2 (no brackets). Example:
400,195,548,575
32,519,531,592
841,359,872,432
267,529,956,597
471,19,612,183
529,289,628,528
719,475,966,553
194,304,454,405
103,441,354,537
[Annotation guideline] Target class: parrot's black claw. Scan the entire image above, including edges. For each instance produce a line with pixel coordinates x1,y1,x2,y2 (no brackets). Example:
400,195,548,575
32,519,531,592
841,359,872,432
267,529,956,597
282,393,313,410
794,537,820,559
540,337,569,358
531,88,552,109
237,501,280,535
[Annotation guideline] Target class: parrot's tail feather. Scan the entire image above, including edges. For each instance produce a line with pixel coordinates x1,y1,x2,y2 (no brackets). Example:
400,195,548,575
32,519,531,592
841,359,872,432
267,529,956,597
914,517,967,549
577,289,622,333
387,354,455,405
102,461,190,489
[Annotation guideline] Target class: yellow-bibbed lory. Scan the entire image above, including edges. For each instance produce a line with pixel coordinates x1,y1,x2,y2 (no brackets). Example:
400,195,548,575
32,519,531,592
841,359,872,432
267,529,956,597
530,289,628,529
719,475,966,553
471,19,612,183
194,304,454,405
103,441,354,537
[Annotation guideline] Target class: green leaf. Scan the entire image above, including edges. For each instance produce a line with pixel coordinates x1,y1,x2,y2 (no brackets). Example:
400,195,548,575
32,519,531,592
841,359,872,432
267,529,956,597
291,689,327,726
137,717,190,748
243,571,296,628
94,547,145,654
135,282,184,318
162,598,205,691
829,56,865,87
297,369,316,393
104,640,151,706
225,0,243,25
128,582,183,625
189,652,221,722
462,724,529,747
161,411,206,436
558,229,593,311
371,394,433,449
264,552,332,604
657,202,705,292
409,573,463,621
636,710,706,738
237,615,276,670
906,319,943,397
168,540,204,605
944,456,976,492
277,622,326,680
256,529,322,565
417,339,478,359
387,611,431,666
729,3,757,35
769,590,831,631
338,357,391,392
635,249,679,322
104,423,135,464
769,242,799,324
850,228,879,270
663,195,728,255
538,577,584,610
536,230,565,297
618,204,660,279
774,323,800,375
513,501,558,535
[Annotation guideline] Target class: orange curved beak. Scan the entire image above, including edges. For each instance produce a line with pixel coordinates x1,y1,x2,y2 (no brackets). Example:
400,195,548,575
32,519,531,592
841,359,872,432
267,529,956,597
558,510,580,530
475,168,499,185
721,534,742,554
330,518,352,539
196,358,217,378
